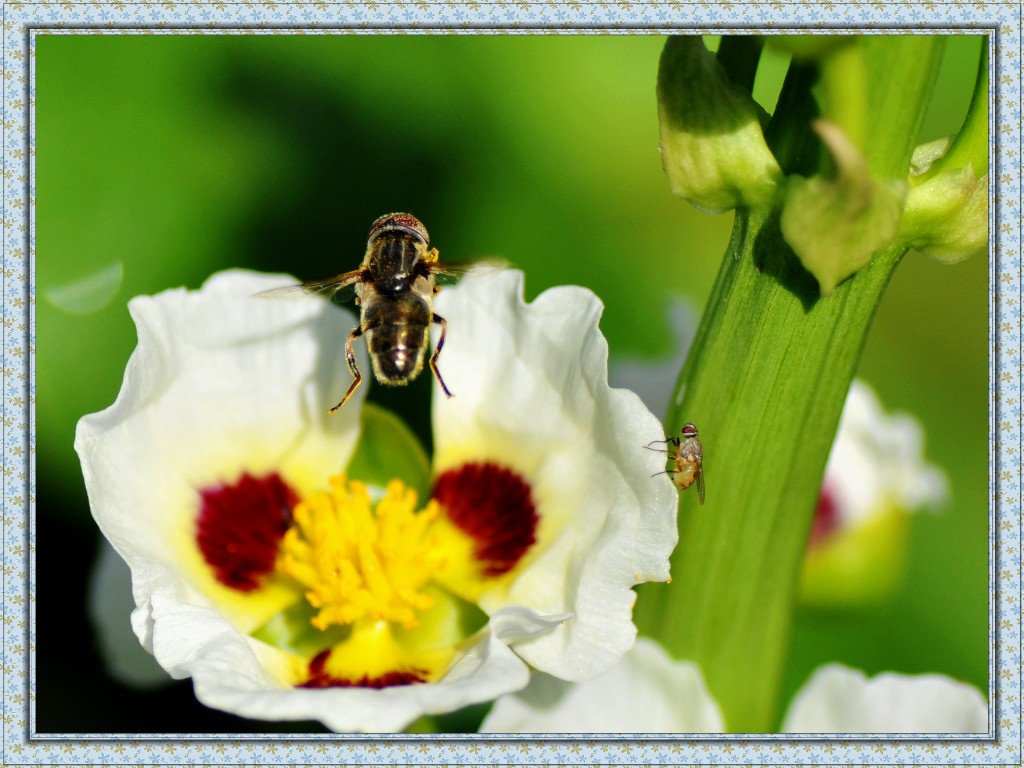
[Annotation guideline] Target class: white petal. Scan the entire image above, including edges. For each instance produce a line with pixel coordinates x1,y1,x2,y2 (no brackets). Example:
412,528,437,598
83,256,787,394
488,605,573,643
432,269,678,682
76,270,366,647
782,663,988,734
480,638,724,733
171,600,531,733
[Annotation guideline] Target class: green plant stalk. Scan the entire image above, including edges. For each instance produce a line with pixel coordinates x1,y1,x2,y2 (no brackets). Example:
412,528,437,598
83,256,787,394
634,36,945,732
818,41,868,152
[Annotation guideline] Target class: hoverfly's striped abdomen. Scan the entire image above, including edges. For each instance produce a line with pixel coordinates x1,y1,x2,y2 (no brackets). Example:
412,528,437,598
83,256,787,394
362,292,431,384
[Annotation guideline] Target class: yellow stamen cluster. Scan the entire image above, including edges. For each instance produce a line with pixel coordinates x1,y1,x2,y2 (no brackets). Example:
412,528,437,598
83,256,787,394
277,476,443,630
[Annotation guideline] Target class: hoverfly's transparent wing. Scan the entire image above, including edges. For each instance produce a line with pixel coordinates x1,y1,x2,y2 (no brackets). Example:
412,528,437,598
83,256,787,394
696,466,706,505
430,258,510,287
255,269,363,304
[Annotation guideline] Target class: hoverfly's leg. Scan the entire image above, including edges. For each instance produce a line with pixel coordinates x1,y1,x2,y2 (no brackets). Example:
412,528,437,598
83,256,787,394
328,325,364,414
430,312,453,399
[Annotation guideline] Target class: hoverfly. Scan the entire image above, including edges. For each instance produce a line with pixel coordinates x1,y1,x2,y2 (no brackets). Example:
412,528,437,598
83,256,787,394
262,213,466,413
646,422,705,504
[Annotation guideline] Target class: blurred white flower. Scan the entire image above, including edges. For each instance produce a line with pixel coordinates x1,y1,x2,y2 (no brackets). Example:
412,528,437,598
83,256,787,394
480,637,724,733
812,380,948,542
481,641,986,734
87,539,169,689
76,268,677,732
782,663,987,734
801,380,948,607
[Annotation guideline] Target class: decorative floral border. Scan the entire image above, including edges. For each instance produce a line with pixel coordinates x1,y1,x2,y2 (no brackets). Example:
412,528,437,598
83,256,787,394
5,3,1019,765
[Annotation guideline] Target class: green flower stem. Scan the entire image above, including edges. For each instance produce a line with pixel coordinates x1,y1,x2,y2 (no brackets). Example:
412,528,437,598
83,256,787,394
635,36,945,732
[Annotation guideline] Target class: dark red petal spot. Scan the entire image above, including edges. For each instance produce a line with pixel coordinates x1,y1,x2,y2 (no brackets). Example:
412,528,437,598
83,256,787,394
300,650,427,689
196,472,297,592
431,462,538,577
810,483,839,546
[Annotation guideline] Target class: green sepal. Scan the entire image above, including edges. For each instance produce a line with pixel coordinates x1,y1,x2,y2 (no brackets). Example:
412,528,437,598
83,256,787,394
780,120,906,296
658,36,783,213
346,402,432,502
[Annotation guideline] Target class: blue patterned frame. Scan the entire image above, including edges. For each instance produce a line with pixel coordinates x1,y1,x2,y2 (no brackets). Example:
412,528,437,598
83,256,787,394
5,3,1020,765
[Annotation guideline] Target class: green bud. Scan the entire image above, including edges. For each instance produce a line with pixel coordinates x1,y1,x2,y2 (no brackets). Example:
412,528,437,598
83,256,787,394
657,36,783,213
780,120,906,296
899,139,988,264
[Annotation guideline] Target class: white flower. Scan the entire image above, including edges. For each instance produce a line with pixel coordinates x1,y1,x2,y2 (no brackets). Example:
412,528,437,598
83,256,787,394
481,642,986,734
77,268,677,732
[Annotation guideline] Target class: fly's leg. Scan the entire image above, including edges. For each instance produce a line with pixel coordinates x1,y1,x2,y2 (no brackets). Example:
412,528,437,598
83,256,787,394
645,439,673,449
328,325,364,414
644,437,681,453
430,312,453,398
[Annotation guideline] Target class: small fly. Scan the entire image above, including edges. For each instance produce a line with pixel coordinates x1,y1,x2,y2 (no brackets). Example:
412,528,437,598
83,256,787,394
647,422,705,504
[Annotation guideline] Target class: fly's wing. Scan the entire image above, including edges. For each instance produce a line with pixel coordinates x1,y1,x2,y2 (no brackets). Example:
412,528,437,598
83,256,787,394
255,269,363,304
696,466,706,505
429,258,509,287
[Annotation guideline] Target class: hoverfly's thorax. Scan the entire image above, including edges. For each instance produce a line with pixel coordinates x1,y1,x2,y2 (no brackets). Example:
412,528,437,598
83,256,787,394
364,233,430,296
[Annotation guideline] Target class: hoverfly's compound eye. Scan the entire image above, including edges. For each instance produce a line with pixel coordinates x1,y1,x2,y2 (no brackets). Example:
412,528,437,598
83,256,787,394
368,212,430,246
681,423,699,439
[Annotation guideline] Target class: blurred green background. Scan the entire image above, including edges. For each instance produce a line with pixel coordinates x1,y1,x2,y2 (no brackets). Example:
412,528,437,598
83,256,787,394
36,34,988,732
